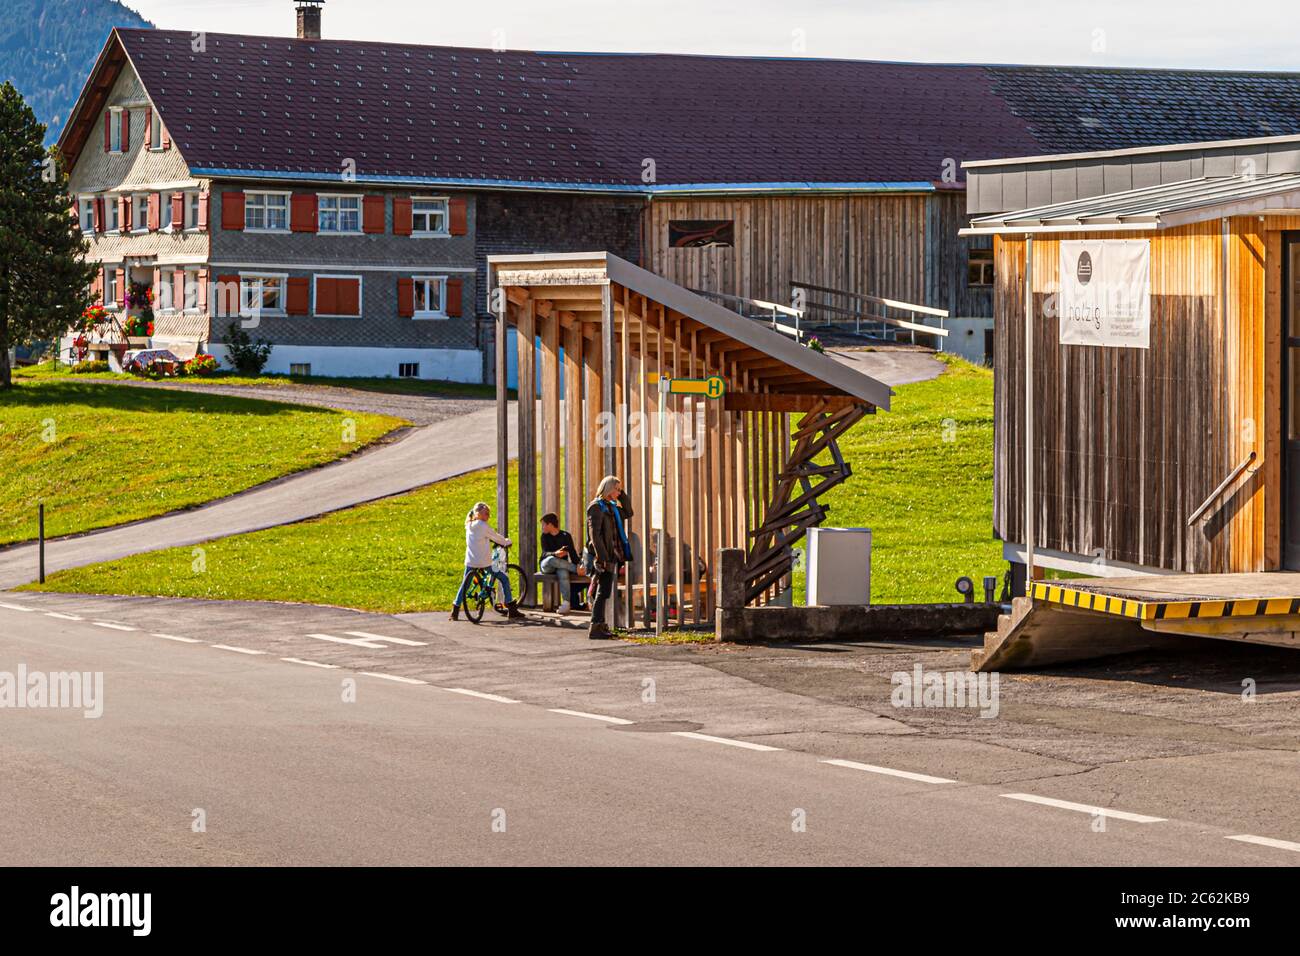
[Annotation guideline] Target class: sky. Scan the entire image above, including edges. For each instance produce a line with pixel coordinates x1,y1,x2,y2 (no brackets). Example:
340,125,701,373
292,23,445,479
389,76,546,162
121,0,1300,70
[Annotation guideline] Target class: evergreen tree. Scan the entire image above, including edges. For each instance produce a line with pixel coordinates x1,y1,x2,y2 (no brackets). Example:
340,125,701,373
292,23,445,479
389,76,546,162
0,80,96,389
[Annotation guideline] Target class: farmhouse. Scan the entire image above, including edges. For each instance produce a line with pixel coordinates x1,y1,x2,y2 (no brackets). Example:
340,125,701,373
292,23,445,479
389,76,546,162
964,133,1300,669
56,3,1300,381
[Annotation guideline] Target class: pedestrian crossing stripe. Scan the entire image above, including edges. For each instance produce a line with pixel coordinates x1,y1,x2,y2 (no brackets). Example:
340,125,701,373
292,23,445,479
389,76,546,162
1030,582,1300,621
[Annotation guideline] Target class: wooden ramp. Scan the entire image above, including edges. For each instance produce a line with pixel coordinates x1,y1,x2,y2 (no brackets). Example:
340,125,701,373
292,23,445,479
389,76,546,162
973,573,1300,671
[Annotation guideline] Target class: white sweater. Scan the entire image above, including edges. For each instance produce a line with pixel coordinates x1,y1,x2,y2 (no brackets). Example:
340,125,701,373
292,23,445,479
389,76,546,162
465,519,511,568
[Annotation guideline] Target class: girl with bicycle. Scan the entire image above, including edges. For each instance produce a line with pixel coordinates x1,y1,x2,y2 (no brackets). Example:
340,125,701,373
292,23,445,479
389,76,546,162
451,502,523,621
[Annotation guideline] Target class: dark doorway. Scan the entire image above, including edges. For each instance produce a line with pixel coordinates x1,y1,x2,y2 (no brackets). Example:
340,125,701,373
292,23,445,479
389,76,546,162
1284,235,1300,568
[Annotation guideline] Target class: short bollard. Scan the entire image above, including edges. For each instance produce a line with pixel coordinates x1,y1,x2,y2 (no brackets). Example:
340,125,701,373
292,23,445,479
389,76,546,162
38,503,45,584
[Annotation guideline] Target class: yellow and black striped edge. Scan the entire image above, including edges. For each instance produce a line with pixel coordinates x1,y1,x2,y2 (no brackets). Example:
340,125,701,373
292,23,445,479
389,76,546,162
1029,582,1300,621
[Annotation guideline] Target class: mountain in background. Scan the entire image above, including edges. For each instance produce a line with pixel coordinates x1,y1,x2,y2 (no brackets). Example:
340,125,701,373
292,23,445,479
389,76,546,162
1,0,153,143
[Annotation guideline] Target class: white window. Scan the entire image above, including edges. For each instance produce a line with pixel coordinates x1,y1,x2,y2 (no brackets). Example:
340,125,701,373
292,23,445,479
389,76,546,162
133,193,149,231
412,276,447,318
104,268,119,308
239,274,286,316
398,362,420,378
109,108,123,152
106,196,119,233
185,191,201,229
246,192,289,231
318,194,361,233
80,198,95,233
159,194,173,231
150,114,163,150
411,198,448,236
183,268,200,311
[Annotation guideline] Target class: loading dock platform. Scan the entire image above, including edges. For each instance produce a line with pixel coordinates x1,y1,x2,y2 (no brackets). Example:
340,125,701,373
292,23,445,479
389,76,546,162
973,573,1300,671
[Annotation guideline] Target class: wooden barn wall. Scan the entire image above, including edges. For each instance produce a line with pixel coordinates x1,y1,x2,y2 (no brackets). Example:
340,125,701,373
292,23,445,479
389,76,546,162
993,217,1273,574
925,190,994,319
645,195,928,309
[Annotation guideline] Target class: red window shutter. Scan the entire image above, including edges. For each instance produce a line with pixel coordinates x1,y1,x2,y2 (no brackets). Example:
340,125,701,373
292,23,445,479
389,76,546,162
92,267,104,303
119,196,132,233
147,192,161,231
144,108,152,147
315,277,337,315
162,123,170,150
170,192,184,228
286,277,310,315
214,274,241,317
221,192,245,230
103,111,111,151
397,277,415,317
198,191,210,231
291,193,317,232
448,197,468,235
336,278,361,316
152,268,163,308
393,198,413,236
114,268,126,307
362,195,385,234
92,197,103,233
172,270,186,311
445,277,463,317
197,269,209,312
120,110,129,151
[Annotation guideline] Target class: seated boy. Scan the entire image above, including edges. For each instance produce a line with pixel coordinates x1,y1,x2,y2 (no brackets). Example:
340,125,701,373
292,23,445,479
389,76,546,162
539,513,586,613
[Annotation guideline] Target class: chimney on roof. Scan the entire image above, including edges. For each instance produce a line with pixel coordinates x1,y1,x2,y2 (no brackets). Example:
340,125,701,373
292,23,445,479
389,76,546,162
295,1,324,40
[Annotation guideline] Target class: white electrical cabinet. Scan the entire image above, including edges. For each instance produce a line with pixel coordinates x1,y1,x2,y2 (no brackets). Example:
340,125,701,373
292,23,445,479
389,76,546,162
806,527,871,606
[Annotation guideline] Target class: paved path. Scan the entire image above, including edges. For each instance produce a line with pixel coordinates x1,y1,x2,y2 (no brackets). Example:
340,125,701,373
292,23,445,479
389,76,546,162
0,402,514,589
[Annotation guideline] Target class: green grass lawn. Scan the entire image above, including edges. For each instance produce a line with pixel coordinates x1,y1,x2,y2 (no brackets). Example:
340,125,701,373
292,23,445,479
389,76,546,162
28,356,1001,611
0,377,405,546
15,359,499,399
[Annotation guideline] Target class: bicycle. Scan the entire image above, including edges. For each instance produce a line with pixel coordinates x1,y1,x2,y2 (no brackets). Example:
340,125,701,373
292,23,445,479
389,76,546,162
460,547,531,624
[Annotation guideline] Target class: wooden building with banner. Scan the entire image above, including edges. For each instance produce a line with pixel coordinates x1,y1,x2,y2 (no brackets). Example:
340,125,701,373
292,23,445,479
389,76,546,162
961,133,1300,670
487,252,892,630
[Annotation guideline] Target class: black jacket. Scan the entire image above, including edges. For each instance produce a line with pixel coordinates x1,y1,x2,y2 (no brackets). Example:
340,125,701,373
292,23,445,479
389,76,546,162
586,490,633,570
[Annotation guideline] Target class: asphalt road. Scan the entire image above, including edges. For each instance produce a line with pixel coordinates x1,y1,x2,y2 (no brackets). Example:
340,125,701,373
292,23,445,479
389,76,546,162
1,599,1294,866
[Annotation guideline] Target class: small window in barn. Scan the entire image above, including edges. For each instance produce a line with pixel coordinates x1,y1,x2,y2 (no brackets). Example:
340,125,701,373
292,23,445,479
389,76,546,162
968,248,994,287
412,198,449,235
290,363,312,377
398,362,420,378
669,219,734,248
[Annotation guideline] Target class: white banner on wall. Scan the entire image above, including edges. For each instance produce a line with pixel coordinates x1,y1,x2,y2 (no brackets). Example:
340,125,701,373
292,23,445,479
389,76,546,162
1058,239,1151,349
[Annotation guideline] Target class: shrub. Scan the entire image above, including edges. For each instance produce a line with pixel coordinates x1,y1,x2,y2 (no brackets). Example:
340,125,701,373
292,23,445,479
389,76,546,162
224,321,273,375
184,354,219,377
70,360,109,374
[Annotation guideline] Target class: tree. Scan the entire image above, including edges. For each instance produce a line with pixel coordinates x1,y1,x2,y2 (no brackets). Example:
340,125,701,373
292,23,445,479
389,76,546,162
0,80,96,389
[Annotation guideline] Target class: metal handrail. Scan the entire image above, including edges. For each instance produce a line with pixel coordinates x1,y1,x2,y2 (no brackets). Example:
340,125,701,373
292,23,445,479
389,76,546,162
790,279,948,346
688,288,804,341
1186,451,1258,526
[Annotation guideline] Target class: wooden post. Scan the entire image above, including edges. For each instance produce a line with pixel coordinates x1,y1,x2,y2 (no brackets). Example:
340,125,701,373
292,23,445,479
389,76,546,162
563,320,584,556
1024,233,1035,583
517,298,538,581
540,309,560,528
495,287,509,537
601,284,615,477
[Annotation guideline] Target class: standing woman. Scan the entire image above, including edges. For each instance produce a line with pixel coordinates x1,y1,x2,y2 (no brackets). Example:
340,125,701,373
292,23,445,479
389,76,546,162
585,475,633,639
452,502,523,620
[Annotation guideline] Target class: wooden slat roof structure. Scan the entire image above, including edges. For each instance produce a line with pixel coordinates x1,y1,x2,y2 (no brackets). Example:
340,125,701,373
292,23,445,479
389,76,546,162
488,252,893,410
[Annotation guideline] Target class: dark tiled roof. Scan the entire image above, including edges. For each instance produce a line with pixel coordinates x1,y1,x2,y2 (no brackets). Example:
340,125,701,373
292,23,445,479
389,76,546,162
100,28,1300,191
987,65,1300,154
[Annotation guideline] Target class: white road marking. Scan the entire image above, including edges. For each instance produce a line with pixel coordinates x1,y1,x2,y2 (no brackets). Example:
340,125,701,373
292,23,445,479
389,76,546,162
92,622,137,632
153,633,202,643
445,688,519,704
0,602,32,612
306,632,385,649
44,612,83,621
672,732,783,752
1225,833,1300,853
361,671,427,685
548,708,634,725
344,630,428,646
1001,793,1166,823
821,758,955,784
211,644,265,656
281,657,339,670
